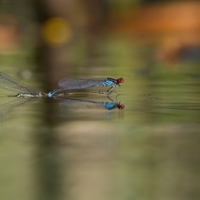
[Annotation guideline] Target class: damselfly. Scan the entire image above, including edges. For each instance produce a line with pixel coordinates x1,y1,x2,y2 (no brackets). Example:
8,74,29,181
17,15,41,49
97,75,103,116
0,72,47,98
48,77,124,97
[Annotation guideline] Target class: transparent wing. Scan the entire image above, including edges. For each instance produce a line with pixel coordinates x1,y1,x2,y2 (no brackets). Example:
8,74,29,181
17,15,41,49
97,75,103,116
59,98,108,109
0,72,38,93
58,78,106,90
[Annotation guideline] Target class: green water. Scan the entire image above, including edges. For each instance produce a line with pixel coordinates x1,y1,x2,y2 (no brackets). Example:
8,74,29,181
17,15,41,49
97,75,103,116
0,37,200,200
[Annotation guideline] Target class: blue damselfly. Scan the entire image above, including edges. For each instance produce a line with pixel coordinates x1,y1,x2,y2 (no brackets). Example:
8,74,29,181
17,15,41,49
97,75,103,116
48,77,124,97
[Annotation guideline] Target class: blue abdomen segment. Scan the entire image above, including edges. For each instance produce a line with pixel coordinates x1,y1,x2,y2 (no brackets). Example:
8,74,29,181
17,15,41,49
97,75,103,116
47,92,53,97
99,79,114,87
103,102,115,110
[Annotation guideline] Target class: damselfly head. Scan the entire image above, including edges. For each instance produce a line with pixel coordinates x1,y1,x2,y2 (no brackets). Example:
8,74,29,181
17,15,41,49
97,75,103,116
117,78,124,84
118,103,124,110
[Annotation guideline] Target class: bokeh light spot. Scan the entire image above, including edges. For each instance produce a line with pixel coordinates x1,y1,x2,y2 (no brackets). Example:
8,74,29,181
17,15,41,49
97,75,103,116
42,17,71,46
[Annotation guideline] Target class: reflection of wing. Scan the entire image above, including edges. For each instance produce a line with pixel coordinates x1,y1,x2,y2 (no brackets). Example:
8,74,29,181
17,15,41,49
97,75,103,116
59,98,118,110
0,98,37,122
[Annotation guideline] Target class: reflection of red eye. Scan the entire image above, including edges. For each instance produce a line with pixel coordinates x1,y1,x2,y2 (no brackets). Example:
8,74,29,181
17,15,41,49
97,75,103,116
117,78,124,84
118,104,124,110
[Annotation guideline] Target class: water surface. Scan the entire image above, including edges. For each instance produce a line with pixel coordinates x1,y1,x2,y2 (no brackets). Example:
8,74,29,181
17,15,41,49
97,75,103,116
1,37,200,200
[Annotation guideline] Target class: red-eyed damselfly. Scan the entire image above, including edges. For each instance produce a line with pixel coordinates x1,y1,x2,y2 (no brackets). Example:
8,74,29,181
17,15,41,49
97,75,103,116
0,72,47,98
48,77,124,97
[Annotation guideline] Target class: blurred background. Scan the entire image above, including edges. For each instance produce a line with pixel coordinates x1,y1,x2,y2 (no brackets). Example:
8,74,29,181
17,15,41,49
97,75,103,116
1,0,200,200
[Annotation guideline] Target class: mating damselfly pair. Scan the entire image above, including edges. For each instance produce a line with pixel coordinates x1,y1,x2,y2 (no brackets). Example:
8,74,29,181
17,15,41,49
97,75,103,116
0,72,124,98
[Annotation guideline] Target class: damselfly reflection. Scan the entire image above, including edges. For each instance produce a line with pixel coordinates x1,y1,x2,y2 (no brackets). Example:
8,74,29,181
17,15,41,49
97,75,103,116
56,96,124,110
0,98,37,122
0,72,47,98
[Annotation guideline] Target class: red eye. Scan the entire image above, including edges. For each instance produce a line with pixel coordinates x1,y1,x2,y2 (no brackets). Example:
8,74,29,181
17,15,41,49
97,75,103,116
117,78,124,83
118,104,124,110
